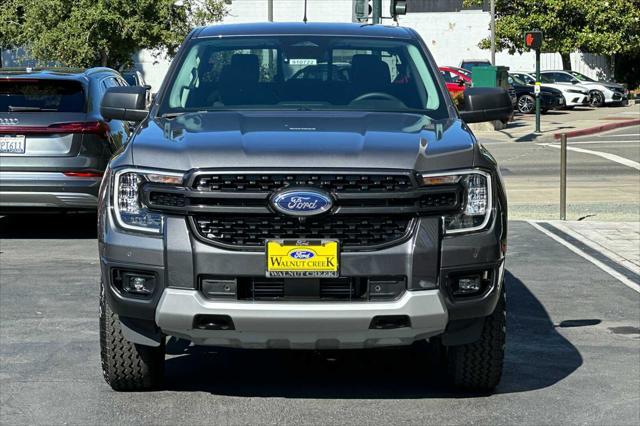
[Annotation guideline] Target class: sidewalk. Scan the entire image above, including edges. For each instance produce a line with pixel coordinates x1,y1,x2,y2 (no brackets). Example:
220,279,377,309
473,103,640,143
542,220,640,276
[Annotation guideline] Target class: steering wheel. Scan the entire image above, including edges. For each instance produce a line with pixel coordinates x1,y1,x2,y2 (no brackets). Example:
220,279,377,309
351,92,402,103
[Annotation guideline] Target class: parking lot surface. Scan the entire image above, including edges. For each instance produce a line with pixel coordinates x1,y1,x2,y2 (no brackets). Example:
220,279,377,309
0,216,638,425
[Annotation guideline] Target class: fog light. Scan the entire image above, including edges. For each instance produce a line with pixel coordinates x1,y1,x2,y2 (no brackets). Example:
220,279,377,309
456,277,481,294
119,272,156,295
450,270,491,297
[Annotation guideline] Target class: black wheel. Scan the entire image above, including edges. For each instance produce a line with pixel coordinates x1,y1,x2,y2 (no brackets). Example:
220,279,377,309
516,94,535,114
589,90,605,107
100,281,165,391
446,285,506,391
541,108,549,114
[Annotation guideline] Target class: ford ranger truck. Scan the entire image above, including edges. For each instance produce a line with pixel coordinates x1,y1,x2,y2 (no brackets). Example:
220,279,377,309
97,23,512,392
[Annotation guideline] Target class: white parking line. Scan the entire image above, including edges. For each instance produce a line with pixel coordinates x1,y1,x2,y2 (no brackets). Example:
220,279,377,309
538,143,640,170
528,221,640,294
557,140,640,145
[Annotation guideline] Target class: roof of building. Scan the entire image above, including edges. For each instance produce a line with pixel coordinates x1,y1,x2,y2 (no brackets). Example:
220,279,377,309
196,22,415,39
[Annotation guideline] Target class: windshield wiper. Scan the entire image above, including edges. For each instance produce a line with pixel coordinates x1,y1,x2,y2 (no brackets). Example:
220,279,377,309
8,105,58,112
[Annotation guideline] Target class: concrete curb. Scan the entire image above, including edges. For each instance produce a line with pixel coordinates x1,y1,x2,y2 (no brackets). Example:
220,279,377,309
553,118,640,140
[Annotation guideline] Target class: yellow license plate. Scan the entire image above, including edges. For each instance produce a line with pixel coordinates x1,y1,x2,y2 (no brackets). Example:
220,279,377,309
266,239,339,278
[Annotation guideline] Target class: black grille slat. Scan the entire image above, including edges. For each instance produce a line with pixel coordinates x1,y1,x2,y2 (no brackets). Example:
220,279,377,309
193,215,413,249
193,173,414,193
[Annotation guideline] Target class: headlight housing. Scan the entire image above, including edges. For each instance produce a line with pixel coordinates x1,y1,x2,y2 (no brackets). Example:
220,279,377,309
421,170,492,234
112,168,184,234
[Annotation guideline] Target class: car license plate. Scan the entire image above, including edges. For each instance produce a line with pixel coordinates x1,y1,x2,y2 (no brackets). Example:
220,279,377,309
0,135,26,154
266,239,339,278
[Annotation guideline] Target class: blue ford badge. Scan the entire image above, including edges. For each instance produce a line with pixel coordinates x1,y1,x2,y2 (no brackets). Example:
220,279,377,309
289,249,315,260
271,188,333,216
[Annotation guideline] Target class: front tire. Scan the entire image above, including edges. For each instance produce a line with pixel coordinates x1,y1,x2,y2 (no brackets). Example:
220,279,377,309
516,94,535,114
100,281,165,391
446,285,506,391
589,90,605,107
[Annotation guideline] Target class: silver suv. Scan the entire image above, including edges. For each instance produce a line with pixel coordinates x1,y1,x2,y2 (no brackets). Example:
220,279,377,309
0,68,131,213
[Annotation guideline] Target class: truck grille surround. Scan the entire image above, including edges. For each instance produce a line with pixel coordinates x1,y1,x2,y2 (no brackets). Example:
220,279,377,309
143,171,463,251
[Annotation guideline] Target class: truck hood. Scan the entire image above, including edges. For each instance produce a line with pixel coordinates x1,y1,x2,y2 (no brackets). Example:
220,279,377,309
129,111,475,172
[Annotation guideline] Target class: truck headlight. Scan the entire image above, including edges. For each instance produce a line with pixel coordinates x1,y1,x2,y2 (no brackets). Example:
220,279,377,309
421,170,492,234
113,168,183,234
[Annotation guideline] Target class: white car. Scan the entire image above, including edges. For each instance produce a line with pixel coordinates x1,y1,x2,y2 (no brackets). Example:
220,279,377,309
511,71,589,109
540,70,628,107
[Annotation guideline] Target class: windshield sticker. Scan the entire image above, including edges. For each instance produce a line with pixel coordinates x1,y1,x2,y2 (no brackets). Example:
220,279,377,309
289,59,317,65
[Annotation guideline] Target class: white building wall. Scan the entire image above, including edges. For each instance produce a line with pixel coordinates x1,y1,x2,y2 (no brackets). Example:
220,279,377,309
135,0,611,91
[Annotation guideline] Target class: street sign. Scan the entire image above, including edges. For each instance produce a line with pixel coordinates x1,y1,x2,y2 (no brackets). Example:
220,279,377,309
524,31,543,50
534,82,541,95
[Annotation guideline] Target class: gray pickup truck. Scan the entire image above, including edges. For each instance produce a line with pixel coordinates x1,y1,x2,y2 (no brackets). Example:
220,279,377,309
98,22,512,392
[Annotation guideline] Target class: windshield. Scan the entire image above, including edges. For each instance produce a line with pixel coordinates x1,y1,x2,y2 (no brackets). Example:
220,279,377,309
508,75,527,86
158,36,446,118
568,71,595,82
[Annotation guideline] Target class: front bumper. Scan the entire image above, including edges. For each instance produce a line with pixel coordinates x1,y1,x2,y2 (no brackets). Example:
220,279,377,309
564,93,589,107
156,288,447,349
100,203,505,349
0,171,100,210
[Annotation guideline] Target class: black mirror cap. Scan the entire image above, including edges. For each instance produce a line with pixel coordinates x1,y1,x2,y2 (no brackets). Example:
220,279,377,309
101,86,149,122
459,87,513,124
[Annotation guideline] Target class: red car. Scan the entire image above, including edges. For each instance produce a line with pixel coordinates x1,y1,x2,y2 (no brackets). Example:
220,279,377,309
439,66,472,97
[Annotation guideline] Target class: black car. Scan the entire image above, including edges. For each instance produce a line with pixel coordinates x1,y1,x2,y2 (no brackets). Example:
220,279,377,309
0,68,131,213
508,74,565,114
96,22,513,392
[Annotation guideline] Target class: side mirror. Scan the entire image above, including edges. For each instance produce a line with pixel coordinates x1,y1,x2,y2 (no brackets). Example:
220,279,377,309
458,87,513,123
101,86,149,122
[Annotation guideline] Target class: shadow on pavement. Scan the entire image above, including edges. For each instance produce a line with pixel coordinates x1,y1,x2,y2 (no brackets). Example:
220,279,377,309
0,213,97,239
162,270,583,398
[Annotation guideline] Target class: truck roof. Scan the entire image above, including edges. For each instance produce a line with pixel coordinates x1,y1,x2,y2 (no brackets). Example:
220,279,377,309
195,22,414,39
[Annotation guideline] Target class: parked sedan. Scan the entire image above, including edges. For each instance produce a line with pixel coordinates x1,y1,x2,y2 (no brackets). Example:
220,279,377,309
439,66,471,97
510,72,589,109
508,75,565,114
540,70,628,107
0,67,132,213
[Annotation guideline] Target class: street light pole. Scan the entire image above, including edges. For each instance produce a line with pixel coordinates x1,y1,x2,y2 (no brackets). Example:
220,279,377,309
268,0,273,22
490,0,496,65
372,0,381,24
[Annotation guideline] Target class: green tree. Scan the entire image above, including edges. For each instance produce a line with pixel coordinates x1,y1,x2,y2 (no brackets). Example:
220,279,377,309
482,0,640,71
0,0,227,69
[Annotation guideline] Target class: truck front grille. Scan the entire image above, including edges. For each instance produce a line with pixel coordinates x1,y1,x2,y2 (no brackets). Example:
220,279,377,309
192,173,414,193
192,214,414,250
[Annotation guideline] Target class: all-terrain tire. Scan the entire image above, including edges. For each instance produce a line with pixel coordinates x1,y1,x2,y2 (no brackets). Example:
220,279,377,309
100,281,165,391
447,285,506,391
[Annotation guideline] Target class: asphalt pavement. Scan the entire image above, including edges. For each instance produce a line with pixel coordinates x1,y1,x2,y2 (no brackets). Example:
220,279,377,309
481,125,640,221
1,215,638,425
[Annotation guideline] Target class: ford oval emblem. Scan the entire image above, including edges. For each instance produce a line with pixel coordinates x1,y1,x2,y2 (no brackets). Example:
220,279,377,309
271,188,333,217
289,249,315,260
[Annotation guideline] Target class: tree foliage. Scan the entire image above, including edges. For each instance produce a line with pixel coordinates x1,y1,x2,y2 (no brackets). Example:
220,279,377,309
0,0,227,69
481,0,640,70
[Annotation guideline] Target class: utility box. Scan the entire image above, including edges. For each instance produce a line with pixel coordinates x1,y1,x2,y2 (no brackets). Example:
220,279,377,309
472,66,510,89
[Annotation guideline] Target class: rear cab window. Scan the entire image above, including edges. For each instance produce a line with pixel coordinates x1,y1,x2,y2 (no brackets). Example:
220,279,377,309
0,79,86,113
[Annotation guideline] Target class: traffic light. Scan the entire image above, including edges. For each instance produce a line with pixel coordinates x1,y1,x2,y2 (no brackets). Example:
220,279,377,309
524,30,543,50
390,0,407,17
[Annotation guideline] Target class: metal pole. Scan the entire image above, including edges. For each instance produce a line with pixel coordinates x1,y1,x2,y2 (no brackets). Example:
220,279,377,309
490,0,496,66
267,0,273,21
372,0,381,24
560,133,567,220
535,49,541,133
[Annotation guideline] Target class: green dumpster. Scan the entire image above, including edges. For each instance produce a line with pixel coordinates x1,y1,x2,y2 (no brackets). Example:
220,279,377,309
472,66,510,89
